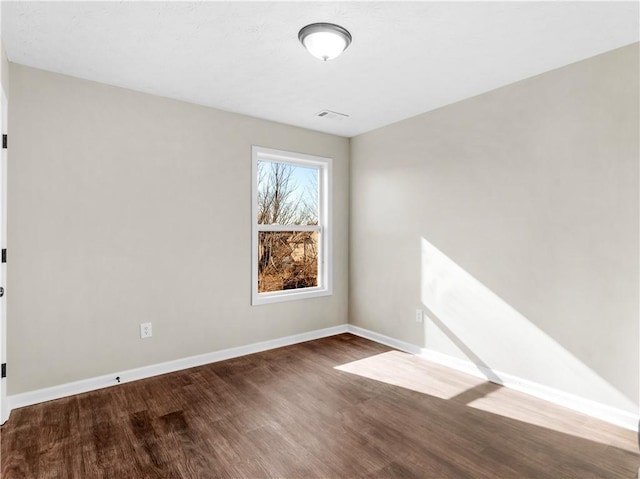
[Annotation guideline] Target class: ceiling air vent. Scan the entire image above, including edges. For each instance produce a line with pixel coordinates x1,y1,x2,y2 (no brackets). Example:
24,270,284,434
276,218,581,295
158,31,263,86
315,110,349,121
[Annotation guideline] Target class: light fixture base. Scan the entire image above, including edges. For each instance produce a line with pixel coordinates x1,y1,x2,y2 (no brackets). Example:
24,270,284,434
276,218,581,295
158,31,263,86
298,22,352,61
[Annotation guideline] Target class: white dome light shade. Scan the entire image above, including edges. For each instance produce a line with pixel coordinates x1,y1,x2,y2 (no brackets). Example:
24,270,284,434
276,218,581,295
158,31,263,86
298,23,352,61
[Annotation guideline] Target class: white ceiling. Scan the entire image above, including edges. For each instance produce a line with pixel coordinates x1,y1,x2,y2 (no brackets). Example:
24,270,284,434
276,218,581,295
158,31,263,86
2,2,638,137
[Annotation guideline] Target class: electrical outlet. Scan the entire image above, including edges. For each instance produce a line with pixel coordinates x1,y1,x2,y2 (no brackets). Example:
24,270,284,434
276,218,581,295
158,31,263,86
140,322,152,339
415,309,423,323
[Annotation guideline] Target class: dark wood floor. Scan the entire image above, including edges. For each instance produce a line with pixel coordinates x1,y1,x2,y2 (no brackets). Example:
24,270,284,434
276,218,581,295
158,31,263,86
1,334,638,478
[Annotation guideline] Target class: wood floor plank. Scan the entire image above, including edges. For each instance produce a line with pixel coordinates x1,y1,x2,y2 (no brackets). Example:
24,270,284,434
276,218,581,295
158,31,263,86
1,334,638,478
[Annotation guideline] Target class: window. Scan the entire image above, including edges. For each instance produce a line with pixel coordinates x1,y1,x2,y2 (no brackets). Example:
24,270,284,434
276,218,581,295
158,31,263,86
252,146,332,305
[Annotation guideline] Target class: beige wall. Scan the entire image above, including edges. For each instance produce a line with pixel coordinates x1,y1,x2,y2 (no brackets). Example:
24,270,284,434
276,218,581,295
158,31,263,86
7,64,349,394
1,46,8,97
350,44,639,413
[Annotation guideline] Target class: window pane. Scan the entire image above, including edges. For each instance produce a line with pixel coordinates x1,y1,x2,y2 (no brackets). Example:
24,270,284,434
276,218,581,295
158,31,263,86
257,161,318,225
258,231,319,292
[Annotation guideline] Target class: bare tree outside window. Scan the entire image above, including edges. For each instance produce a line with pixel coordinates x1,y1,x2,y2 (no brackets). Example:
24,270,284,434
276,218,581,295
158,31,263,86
257,161,319,293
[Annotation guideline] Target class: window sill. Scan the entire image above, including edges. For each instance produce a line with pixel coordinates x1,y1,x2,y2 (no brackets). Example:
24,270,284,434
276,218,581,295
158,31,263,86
252,287,332,306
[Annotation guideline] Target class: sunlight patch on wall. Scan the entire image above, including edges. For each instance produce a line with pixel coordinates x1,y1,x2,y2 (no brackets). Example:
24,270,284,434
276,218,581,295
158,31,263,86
420,237,636,412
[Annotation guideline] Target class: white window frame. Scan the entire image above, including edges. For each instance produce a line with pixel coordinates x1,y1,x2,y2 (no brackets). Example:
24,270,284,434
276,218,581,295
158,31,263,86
251,146,332,305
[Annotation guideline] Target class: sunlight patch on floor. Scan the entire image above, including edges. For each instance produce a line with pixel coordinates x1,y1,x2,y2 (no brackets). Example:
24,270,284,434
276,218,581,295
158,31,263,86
335,350,486,400
336,349,638,452
466,387,640,453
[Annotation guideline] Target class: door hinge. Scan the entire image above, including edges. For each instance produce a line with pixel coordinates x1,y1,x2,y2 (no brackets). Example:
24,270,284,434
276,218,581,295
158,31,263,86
1,363,6,378
2,134,6,149
1,249,5,263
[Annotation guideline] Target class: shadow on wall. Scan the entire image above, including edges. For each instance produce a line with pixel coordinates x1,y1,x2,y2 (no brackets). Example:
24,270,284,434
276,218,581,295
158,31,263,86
419,237,636,412
424,311,502,384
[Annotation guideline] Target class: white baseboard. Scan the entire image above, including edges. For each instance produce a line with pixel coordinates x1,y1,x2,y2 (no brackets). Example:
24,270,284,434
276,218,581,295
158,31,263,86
8,324,349,413
347,325,639,432
347,325,422,355
7,323,639,433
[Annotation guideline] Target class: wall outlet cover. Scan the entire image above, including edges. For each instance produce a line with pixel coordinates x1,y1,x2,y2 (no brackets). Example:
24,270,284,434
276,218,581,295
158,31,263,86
140,322,152,339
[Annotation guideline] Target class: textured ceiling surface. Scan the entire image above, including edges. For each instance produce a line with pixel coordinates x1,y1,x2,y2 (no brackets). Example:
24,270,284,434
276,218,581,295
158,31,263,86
2,2,639,137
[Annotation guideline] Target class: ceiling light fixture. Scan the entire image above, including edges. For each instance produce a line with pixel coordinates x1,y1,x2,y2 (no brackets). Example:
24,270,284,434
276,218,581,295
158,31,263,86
298,23,352,61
